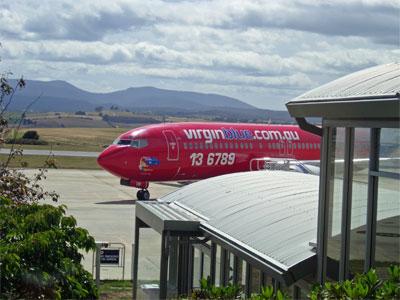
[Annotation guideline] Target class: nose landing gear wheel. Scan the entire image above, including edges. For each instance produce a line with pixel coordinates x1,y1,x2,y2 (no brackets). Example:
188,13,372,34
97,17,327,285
137,189,150,200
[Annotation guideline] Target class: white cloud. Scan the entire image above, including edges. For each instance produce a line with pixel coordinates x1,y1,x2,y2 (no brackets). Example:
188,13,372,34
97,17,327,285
0,0,398,109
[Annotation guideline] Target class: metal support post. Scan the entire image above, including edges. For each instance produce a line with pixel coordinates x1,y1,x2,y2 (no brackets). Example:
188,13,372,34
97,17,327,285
95,243,101,289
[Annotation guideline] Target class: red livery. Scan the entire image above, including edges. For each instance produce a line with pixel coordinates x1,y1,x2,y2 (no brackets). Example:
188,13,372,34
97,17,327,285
97,122,321,199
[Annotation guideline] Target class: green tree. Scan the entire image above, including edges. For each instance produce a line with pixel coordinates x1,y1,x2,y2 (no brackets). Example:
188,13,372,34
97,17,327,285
0,196,98,299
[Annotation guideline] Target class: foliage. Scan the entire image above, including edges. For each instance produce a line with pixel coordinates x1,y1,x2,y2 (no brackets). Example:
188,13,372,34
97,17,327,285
250,286,289,300
309,266,400,300
0,75,58,204
191,277,242,299
22,130,40,140
0,196,98,299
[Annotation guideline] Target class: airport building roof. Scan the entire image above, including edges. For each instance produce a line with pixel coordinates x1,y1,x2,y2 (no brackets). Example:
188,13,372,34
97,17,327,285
286,62,400,119
159,171,320,284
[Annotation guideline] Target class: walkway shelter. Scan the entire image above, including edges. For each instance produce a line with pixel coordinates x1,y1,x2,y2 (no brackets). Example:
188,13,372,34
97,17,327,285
133,171,320,299
286,62,400,283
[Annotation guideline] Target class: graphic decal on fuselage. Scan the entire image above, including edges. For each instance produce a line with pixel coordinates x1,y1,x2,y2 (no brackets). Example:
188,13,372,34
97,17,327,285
139,156,160,172
183,128,300,144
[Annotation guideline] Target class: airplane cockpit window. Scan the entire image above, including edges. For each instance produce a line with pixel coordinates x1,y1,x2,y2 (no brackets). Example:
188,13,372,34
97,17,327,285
130,139,148,148
113,139,131,145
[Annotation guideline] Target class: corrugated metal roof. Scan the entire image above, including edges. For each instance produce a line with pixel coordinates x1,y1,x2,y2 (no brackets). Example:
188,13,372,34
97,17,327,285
160,171,320,271
289,63,400,103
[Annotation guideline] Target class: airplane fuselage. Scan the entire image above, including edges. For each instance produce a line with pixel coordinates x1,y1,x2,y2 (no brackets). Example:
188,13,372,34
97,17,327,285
97,122,321,189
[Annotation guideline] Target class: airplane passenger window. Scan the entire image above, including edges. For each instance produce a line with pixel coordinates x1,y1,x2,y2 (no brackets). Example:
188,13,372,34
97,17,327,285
205,143,209,149
235,143,239,149
293,143,297,150
183,143,187,149
249,143,253,149
230,143,234,149
199,143,203,150
259,143,263,149
220,143,223,149
194,142,198,149
268,143,271,149
189,143,193,149
240,143,244,149
225,142,229,149
306,143,309,150
314,143,317,149
244,143,248,149
302,143,305,149
214,143,219,149
210,143,214,149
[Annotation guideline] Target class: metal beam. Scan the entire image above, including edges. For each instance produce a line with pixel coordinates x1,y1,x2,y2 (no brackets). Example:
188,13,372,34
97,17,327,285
132,218,141,300
159,231,169,299
317,126,335,284
339,127,354,280
365,128,380,271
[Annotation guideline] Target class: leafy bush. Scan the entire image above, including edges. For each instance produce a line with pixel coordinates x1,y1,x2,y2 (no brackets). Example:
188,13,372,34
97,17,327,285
22,130,39,140
309,266,400,300
191,277,242,299
0,196,98,299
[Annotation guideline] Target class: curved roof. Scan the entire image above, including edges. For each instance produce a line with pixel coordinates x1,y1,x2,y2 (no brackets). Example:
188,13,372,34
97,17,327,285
160,171,320,282
286,62,400,118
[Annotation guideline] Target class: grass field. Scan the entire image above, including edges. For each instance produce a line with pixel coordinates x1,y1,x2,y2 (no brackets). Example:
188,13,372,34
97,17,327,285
5,127,132,152
0,154,100,169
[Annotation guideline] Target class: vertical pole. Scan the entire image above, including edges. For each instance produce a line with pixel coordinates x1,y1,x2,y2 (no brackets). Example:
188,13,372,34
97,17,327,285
317,126,334,284
365,128,380,271
210,242,217,285
245,263,252,297
159,231,169,300
95,243,101,289
132,218,140,300
339,127,354,280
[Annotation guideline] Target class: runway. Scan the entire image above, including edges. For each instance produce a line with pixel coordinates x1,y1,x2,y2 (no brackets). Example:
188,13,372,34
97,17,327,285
24,169,181,280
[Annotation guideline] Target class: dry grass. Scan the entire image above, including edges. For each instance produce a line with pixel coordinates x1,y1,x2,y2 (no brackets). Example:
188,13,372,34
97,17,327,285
5,127,133,152
0,154,100,169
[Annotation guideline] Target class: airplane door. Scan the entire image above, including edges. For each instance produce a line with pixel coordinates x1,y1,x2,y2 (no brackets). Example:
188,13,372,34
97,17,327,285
163,130,179,161
279,140,285,156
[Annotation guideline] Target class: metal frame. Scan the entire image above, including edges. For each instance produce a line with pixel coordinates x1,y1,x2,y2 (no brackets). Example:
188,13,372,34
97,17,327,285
365,128,380,271
316,126,335,284
339,128,354,280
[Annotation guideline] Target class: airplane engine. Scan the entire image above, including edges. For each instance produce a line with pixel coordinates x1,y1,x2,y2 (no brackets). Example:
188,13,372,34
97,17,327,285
120,179,149,189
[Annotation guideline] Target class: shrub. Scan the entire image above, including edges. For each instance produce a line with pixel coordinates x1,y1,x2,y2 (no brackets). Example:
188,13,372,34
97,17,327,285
0,196,98,299
22,130,39,140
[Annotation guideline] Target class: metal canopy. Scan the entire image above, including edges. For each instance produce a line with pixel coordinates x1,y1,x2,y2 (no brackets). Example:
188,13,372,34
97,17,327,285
136,201,200,234
286,63,400,119
159,171,320,284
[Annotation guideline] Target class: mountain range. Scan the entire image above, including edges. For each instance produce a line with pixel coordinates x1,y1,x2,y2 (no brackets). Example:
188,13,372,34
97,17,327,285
8,79,293,123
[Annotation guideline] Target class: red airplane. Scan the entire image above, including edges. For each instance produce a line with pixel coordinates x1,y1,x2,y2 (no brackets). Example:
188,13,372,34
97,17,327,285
97,122,321,200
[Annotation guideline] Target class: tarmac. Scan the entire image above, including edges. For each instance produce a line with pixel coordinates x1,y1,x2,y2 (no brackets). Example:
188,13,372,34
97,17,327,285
23,169,181,281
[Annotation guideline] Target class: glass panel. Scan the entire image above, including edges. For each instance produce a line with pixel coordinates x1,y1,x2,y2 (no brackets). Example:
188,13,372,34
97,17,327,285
250,267,261,293
228,253,235,283
193,248,202,288
215,245,221,286
349,128,370,276
241,261,247,288
203,253,211,280
380,128,400,174
138,228,161,298
375,177,400,279
327,127,345,280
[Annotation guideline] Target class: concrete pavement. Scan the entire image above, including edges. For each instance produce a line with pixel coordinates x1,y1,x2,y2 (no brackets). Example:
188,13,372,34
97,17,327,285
23,169,180,280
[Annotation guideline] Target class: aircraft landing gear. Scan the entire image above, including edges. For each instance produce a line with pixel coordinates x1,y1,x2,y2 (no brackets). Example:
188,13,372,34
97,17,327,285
137,189,150,200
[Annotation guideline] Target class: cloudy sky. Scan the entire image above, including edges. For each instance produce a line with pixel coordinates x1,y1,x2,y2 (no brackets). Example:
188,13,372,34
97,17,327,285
0,0,399,109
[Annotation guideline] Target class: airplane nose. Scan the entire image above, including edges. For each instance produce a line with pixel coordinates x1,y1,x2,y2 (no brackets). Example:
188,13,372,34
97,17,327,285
97,146,123,172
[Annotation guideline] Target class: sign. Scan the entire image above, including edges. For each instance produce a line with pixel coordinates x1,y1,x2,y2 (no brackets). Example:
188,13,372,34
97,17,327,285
100,249,120,265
